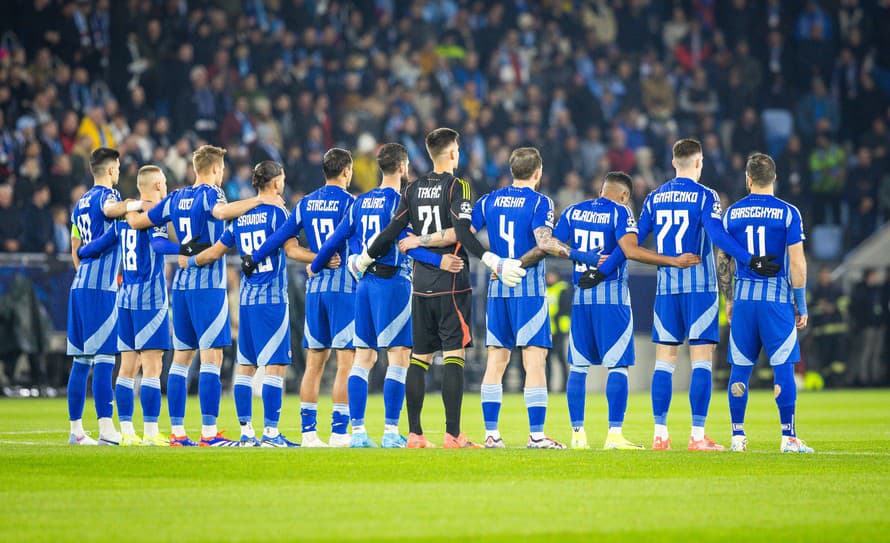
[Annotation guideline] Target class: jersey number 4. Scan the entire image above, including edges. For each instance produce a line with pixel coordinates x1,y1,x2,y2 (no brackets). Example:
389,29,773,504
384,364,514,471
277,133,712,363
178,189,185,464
655,209,689,253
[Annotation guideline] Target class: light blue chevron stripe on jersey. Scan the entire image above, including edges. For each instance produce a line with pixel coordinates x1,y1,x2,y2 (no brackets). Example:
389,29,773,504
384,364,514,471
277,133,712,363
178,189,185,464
83,304,118,354
770,329,799,366
331,320,355,349
135,308,167,349
377,302,411,347
653,312,679,344
304,321,324,349
257,311,290,366
198,296,229,349
689,296,719,339
516,300,549,346
602,315,634,368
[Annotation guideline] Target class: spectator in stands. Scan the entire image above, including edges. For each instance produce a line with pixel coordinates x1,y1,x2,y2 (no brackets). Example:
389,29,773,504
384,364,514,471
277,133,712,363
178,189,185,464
847,146,880,246
809,266,848,387
797,78,840,138
19,184,54,254
0,184,21,253
809,125,846,224
51,206,70,255
850,269,886,387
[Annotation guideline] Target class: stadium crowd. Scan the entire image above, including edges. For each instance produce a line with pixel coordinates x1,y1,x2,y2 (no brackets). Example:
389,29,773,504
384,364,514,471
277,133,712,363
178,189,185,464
0,0,888,391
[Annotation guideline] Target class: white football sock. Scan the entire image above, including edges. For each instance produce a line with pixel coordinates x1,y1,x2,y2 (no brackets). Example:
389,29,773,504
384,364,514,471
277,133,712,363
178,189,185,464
171,424,186,436
120,421,135,435
608,426,622,435
530,431,546,440
384,424,399,435
264,427,280,438
485,429,501,440
70,419,84,436
241,421,255,438
202,424,217,438
98,417,117,436
691,426,705,441
654,424,669,439
143,422,159,438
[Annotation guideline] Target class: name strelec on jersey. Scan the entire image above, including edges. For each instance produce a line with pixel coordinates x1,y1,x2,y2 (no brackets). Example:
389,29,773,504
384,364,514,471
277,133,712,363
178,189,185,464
729,206,785,220
306,200,341,212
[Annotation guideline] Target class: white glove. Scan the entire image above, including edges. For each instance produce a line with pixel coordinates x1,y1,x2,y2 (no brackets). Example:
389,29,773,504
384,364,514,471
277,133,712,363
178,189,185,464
348,251,373,281
481,251,526,288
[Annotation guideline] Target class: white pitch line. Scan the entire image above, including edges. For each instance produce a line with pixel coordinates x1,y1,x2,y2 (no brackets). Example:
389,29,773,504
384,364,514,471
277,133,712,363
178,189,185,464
0,430,66,435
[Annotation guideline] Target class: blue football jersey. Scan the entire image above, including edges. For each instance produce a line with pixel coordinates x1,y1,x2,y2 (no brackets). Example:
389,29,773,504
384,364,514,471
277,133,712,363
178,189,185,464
71,185,121,291
638,177,720,295
117,222,169,310
220,204,289,305
724,194,805,303
349,187,412,279
553,197,636,305
148,183,227,290
472,186,553,298
257,184,356,294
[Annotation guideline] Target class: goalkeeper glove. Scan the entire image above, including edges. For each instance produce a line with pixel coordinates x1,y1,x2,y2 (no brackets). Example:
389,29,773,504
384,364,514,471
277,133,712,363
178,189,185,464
748,255,781,277
240,254,258,278
481,251,526,288
348,250,374,281
578,268,607,289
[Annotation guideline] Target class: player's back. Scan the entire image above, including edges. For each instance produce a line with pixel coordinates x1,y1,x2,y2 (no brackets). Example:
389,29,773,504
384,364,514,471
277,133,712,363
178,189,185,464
117,222,168,310
171,184,227,290
299,184,355,294
403,172,470,295
229,204,289,305
724,194,804,304
474,185,549,297
71,185,121,291
555,197,633,305
643,177,719,294
352,187,411,280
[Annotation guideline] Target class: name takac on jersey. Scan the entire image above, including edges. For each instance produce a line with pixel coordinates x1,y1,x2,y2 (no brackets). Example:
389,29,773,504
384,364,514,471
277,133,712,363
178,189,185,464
729,207,784,220
417,186,443,199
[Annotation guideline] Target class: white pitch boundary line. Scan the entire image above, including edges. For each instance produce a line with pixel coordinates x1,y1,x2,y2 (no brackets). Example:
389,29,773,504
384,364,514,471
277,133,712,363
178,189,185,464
0,430,66,435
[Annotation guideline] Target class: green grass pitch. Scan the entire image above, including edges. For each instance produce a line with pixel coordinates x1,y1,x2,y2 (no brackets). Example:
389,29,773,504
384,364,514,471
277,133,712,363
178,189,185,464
1,390,888,542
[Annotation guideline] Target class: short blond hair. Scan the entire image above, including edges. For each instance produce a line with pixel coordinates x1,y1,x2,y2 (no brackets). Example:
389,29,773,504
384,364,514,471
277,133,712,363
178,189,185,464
192,145,227,174
137,165,164,189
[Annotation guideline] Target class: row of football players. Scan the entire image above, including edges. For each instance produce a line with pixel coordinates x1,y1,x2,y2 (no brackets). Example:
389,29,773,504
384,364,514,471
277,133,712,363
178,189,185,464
66,131,811,452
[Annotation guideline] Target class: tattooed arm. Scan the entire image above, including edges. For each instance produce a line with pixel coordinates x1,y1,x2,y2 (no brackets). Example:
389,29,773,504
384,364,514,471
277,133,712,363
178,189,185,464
517,247,547,269
397,228,457,252
534,226,571,258
717,248,735,301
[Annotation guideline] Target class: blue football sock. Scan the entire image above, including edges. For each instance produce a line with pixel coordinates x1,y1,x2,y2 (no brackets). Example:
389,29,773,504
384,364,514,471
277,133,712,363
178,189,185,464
774,362,797,437
198,363,221,426
566,366,588,428
728,364,753,436
115,376,135,423
233,374,253,425
140,377,161,424
651,360,675,426
689,360,713,429
167,363,189,427
262,374,283,429
524,386,547,434
301,402,318,433
92,355,116,420
348,366,370,429
606,368,629,429
331,403,349,435
67,357,91,421
480,383,502,432
383,365,407,427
